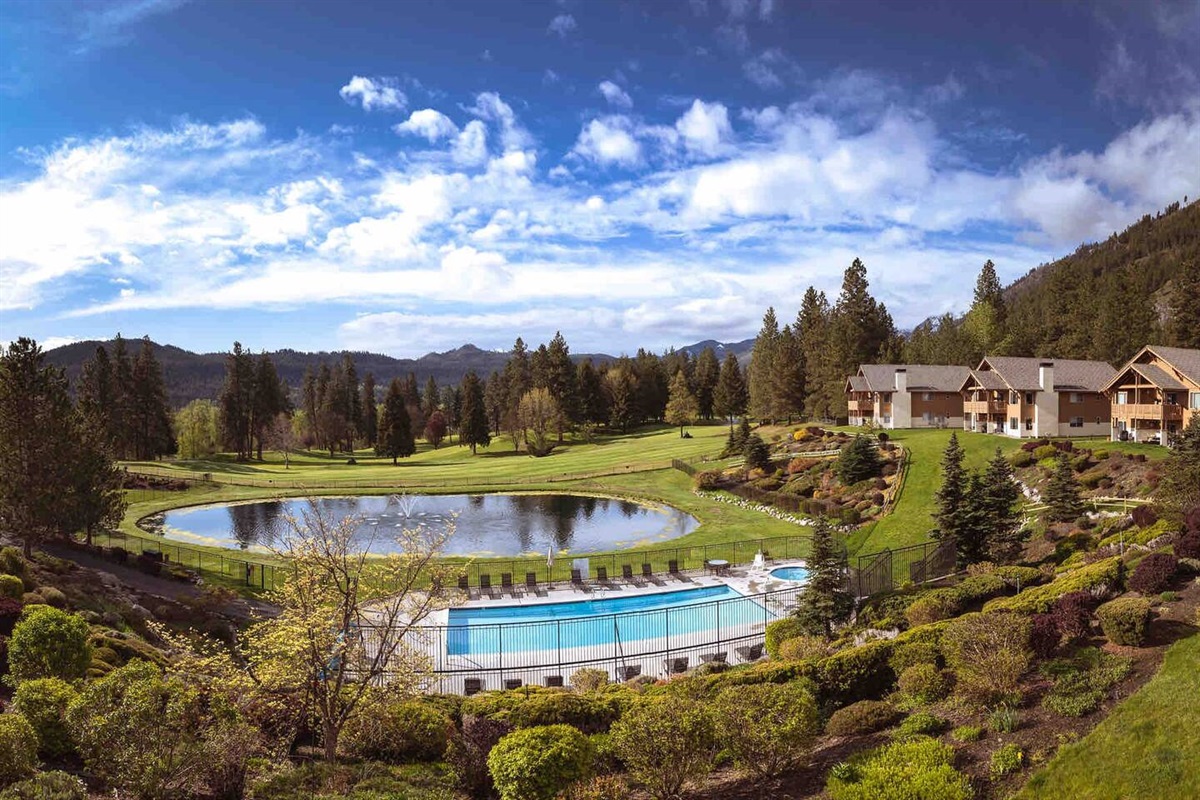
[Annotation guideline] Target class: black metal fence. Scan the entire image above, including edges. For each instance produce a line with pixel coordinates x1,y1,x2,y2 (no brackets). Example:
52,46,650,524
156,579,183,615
851,539,956,597
82,527,283,591
366,582,804,694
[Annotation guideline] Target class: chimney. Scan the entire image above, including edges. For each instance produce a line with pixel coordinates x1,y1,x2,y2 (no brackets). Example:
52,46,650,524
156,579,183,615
894,368,907,393
1039,362,1054,392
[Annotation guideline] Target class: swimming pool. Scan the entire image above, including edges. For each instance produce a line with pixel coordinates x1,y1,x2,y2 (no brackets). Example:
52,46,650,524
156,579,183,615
446,585,776,655
769,566,810,582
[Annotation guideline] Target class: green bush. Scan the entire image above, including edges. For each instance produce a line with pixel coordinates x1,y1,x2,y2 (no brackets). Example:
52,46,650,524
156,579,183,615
889,640,941,674
6,606,92,685
826,738,971,800
988,705,1020,733
0,771,87,800
825,700,902,737
777,635,830,662
711,682,820,778
610,696,716,800
569,668,609,693
0,714,38,788
983,557,1123,614
992,566,1044,589
765,617,807,658
13,678,78,759
0,576,23,601
905,589,964,627
0,549,25,579
989,743,1024,778
956,574,1008,603
487,725,592,800
942,612,1032,706
817,639,896,706
1034,445,1059,461
339,697,453,763
1097,597,1152,646
1009,451,1035,468
951,725,983,742
897,664,950,704
507,691,624,734
1043,686,1104,717
894,712,946,738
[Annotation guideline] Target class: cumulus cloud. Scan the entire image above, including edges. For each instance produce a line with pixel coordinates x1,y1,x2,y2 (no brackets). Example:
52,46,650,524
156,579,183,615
339,75,406,111
598,80,633,108
393,108,459,141
548,13,577,37
572,116,643,166
743,48,802,89
675,99,732,158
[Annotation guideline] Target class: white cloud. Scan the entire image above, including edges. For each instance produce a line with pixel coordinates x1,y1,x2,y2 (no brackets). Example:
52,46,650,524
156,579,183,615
40,335,79,351
393,108,459,141
452,120,489,165
743,48,801,89
339,75,406,112
465,92,531,151
548,13,577,37
598,80,633,108
572,116,642,166
675,99,733,158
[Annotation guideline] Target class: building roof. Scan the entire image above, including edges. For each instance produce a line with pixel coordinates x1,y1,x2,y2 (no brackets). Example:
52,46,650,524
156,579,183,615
960,369,1008,392
856,364,971,393
1102,345,1200,392
846,375,870,392
977,356,1115,392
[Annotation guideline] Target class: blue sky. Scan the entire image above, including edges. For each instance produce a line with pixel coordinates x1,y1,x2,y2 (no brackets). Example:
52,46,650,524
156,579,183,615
1,0,1198,358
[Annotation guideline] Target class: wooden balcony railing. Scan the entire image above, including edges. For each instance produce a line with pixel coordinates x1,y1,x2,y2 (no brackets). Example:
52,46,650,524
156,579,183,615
964,400,1007,415
1112,403,1184,421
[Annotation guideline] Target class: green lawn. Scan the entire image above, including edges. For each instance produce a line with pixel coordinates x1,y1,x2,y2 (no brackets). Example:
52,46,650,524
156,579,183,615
1014,631,1200,799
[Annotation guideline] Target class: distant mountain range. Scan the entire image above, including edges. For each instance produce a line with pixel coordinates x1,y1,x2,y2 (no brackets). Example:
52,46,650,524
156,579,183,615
44,338,756,408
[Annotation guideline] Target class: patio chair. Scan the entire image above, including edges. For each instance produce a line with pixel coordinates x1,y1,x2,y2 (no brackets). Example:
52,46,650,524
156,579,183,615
663,656,689,675
642,563,663,585
735,643,765,662
596,566,611,586
700,651,728,665
621,564,641,586
504,678,523,690
464,678,483,696
501,572,517,597
479,574,494,599
525,571,546,597
668,559,690,582
571,568,591,592
620,664,642,681
544,675,564,688
457,574,470,595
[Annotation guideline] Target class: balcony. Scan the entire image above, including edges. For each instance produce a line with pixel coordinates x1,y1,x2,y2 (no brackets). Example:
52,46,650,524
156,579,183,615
1112,403,1184,422
963,400,1007,415
847,399,866,412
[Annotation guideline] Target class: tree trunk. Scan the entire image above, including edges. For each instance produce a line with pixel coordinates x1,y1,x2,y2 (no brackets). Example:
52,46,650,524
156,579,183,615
323,719,339,762
23,537,32,559
86,524,93,547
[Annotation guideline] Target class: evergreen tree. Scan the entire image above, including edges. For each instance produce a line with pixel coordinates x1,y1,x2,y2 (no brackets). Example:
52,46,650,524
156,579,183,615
772,324,805,423
503,338,532,450
375,378,414,463
796,288,835,421
694,347,720,420
110,334,135,457
68,420,127,547
401,372,424,440
302,367,318,448
576,358,607,426
77,345,116,453
748,307,780,422
830,259,896,417
604,364,637,433
422,375,440,420
545,332,579,441
440,385,462,445
359,373,377,447
483,370,508,437
1043,452,1085,522
129,337,174,460
713,352,747,430
1157,416,1200,521
1168,260,1200,349
633,349,668,423
982,448,1024,562
956,472,991,567
252,353,286,460
933,433,968,549
219,342,255,460
962,260,1007,362
342,354,360,451
790,517,853,637
664,369,699,437
835,435,882,485
0,339,84,556
743,433,772,472
459,371,490,454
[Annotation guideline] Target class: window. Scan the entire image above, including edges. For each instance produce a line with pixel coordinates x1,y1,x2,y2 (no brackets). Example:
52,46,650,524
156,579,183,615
922,411,931,423
1117,391,1129,404
1025,392,1034,405
922,392,932,401
881,392,892,403
1009,391,1019,405
1191,392,1200,410
1025,418,1033,430
1070,393,1082,403
1009,417,1018,430
1165,392,1178,405
1070,416,1083,428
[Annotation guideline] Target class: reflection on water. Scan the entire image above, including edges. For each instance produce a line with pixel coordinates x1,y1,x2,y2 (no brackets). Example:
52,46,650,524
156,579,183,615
141,494,698,557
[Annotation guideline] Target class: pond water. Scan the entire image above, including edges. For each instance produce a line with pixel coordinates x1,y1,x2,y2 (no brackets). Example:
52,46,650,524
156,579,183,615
140,494,699,557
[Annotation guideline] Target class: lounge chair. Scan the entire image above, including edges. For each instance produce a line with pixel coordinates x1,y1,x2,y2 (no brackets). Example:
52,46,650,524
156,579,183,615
464,678,483,695
668,559,689,581
596,566,611,586
663,656,689,675
620,664,642,681
735,643,765,662
457,574,470,596
621,564,641,586
642,563,663,585
571,568,590,592
479,574,494,599
525,571,546,597
504,678,523,690
501,572,517,597
700,651,728,665
544,675,564,688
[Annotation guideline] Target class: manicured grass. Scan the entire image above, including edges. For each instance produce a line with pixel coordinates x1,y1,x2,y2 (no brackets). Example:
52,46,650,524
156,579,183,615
1014,631,1200,799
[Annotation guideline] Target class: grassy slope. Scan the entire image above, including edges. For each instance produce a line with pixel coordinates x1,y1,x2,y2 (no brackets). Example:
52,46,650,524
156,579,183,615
1015,631,1200,800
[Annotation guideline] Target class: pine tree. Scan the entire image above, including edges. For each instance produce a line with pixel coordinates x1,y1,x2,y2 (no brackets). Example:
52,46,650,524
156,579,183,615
576,358,607,426
1043,452,1085,523
484,370,509,437
962,260,1008,362
252,353,286,460
835,435,883,484
633,349,668,423
302,367,318,448
743,433,772,472
603,364,637,433
772,324,804,423
664,369,699,437
503,338,532,450
713,352,747,430
219,342,255,460
68,419,127,546
110,334,135,458
459,371,490,454
694,347,720,420
830,259,896,416
422,376,440,420
545,332,579,441
748,307,780,422
791,517,853,637
933,433,968,548
956,472,991,567
1168,260,1200,349
982,448,1024,562
375,378,414,463
359,373,377,447
77,345,117,453
797,288,835,420
1157,416,1200,521
342,354,360,451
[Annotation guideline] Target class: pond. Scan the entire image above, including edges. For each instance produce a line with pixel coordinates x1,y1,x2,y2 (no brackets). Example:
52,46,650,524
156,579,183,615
140,494,699,557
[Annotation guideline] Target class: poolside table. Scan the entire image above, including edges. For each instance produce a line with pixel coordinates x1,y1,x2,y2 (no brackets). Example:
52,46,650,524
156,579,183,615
707,559,730,576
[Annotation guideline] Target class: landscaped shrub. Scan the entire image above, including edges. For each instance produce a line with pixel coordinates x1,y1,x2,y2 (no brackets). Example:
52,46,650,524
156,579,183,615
982,557,1123,614
988,705,1020,733
506,691,624,734
1097,597,1152,646
777,635,830,662
1131,504,1158,528
897,664,950,704
956,574,1008,603
1034,445,1059,462
6,606,92,685
711,682,820,778
1038,649,1130,719
610,696,716,800
992,566,1044,588
1176,529,1200,559
0,549,25,579
1127,553,1178,595
906,589,964,627
889,640,941,674
941,612,1032,705
825,700,902,737
826,738,971,800
951,725,983,742
0,770,87,800
487,725,593,800
743,435,772,472
338,697,453,763
1050,591,1098,642
989,743,1024,778
0,714,38,788
0,576,23,601
12,677,78,759
31,588,66,610
1029,613,1061,658
816,639,897,706
836,436,883,484
765,617,807,658
894,711,946,738
1010,451,1035,468
447,715,514,799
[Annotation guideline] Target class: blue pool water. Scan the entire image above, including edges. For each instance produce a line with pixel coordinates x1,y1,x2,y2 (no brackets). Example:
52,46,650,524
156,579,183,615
769,566,809,582
446,585,775,655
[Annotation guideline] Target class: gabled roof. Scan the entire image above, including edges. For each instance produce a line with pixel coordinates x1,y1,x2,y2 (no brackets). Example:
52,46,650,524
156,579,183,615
977,356,1115,392
856,364,971,393
1102,345,1200,392
846,375,870,392
960,369,1008,393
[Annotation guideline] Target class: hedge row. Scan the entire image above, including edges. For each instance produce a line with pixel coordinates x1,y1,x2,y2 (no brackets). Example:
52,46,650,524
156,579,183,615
982,557,1124,614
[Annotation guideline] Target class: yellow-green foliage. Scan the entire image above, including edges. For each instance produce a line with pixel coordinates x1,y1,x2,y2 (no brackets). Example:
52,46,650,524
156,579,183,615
765,617,808,658
712,682,820,778
7,606,92,685
906,588,964,626
1098,520,1175,549
12,677,79,759
1096,597,1152,647
339,697,453,763
983,558,1123,614
487,725,593,800
0,574,24,599
827,737,972,800
0,714,39,787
